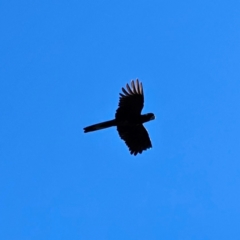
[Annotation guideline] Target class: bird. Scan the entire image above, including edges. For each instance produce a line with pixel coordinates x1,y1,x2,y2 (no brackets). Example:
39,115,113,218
83,79,155,155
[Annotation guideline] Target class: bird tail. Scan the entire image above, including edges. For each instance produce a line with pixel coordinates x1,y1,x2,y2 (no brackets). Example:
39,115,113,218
84,119,116,133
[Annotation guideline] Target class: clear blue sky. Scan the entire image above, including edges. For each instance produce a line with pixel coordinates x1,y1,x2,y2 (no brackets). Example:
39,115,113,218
1,1,240,239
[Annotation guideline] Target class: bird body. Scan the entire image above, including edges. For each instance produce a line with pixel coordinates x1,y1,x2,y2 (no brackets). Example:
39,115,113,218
84,79,155,155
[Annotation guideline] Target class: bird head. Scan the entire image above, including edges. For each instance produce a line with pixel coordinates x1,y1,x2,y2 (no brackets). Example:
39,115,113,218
147,113,155,120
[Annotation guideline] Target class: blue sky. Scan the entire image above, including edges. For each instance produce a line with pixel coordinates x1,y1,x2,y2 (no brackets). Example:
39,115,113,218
1,0,240,239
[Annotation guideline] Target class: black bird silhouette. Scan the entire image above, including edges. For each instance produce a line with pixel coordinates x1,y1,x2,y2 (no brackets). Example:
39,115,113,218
83,79,155,155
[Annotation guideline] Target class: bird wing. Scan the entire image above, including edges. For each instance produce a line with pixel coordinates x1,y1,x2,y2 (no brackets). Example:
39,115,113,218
115,79,144,120
117,124,152,155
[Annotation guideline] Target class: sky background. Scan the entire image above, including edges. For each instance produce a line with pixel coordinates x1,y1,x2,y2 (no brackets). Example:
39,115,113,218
1,1,240,239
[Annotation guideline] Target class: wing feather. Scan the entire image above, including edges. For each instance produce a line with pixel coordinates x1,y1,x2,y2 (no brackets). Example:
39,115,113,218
131,80,137,93
126,83,134,94
122,87,130,96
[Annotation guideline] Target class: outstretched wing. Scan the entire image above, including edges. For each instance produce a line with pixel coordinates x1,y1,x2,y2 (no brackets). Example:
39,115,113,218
115,79,144,120
117,124,152,155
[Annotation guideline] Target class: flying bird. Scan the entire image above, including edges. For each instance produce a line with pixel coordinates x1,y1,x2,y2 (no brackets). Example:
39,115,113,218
83,79,155,155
